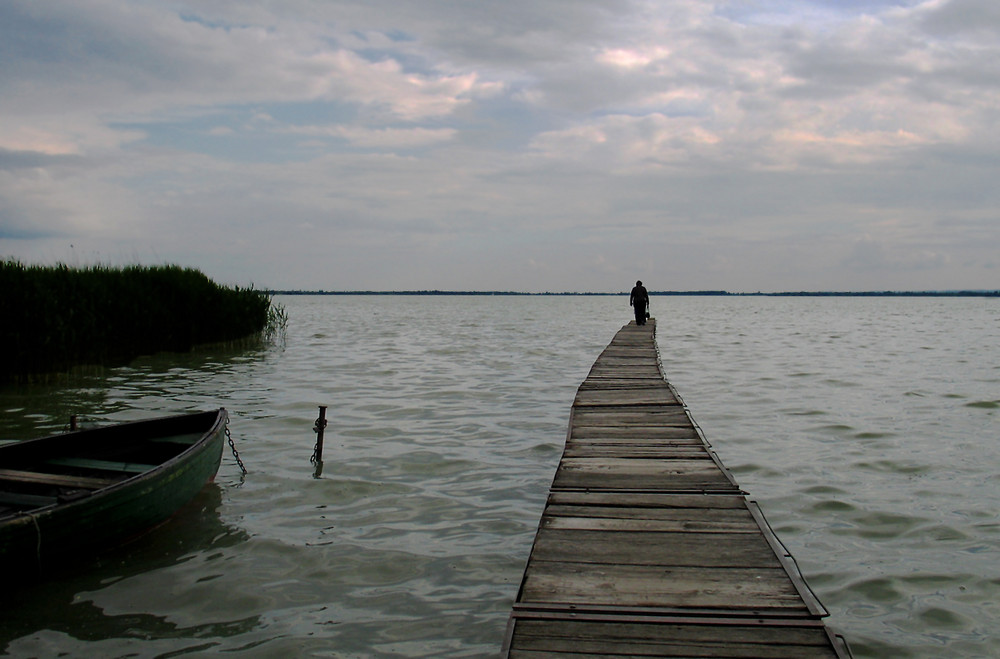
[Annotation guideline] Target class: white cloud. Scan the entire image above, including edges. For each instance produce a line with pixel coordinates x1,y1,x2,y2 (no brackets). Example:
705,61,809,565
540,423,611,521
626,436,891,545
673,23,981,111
0,0,501,154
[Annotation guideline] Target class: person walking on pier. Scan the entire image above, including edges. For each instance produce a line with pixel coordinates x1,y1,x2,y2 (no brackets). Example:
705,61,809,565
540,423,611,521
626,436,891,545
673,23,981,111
630,280,649,325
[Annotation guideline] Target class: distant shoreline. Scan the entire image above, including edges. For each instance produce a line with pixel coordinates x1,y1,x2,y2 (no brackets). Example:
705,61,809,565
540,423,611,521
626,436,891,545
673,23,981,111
270,290,1000,297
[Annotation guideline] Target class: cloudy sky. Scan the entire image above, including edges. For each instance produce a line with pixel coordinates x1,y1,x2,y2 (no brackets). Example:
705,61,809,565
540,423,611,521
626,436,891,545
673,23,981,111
2,0,998,292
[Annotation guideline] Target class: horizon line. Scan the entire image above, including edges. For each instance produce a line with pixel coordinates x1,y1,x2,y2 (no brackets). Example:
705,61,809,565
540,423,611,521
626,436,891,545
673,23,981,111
268,289,1000,297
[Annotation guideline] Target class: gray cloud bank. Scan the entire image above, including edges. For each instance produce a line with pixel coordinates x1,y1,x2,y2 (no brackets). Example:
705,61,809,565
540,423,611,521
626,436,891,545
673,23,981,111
1,0,998,292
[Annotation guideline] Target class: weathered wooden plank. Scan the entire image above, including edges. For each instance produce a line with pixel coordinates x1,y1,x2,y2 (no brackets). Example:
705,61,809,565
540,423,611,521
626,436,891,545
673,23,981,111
553,456,720,474
553,474,736,493
577,378,672,388
587,366,662,378
574,389,680,406
0,467,116,489
591,365,659,372
606,338,653,345
573,404,686,414
570,421,694,433
600,337,656,346
565,442,706,455
570,426,699,440
541,514,759,533
509,619,841,658
564,437,706,446
570,422,693,434
571,409,692,427
529,529,784,567
594,349,659,358
562,446,711,459
0,491,60,509
563,440,711,460
546,491,749,510
568,429,700,440
580,376,668,384
520,562,807,611
588,361,658,369
553,476,738,493
577,380,671,391
46,457,156,474
566,435,705,446
594,355,659,364
599,344,655,353
544,502,756,521
600,341,657,350
575,457,725,478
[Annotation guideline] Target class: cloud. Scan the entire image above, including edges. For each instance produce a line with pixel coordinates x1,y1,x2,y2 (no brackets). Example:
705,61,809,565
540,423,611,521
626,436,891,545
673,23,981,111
286,125,458,149
915,0,1000,36
1,0,999,291
0,1,500,150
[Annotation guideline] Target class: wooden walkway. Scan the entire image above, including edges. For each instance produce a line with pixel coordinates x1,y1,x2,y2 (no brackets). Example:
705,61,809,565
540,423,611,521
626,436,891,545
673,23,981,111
502,320,851,658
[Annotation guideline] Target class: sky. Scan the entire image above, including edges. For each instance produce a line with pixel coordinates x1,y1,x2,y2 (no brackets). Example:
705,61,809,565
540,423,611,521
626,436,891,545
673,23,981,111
1,0,998,293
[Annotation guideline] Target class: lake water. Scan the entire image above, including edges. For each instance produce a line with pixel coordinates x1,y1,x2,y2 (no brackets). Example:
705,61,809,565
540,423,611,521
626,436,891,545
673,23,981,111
1,295,998,658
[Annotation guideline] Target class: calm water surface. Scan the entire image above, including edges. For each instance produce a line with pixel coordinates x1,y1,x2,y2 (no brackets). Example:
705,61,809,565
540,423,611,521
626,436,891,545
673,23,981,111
1,295,998,658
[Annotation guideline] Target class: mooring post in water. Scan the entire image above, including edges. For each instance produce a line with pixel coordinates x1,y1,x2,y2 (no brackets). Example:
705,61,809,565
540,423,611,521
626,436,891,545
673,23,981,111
70,415,78,431
311,405,328,465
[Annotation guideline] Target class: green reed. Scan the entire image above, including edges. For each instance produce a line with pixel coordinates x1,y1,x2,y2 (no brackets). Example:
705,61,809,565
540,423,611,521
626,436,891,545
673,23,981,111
1,261,283,383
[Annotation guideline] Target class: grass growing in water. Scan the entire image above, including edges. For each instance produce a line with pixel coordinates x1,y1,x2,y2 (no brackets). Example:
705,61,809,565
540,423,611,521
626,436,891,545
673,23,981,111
2,261,286,383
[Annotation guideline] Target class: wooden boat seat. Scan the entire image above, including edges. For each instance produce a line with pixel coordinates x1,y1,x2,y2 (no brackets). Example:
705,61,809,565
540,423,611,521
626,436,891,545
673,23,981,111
45,457,157,475
0,491,59,509
150,432,204,446
0,468,116,489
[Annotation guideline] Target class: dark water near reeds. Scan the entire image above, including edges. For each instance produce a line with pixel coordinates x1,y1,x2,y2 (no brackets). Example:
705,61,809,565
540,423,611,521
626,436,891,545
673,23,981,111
1,295,998,658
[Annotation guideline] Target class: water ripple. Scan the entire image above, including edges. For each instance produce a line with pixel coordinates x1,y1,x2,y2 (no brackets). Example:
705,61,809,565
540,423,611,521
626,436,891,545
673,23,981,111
3,295,1000,658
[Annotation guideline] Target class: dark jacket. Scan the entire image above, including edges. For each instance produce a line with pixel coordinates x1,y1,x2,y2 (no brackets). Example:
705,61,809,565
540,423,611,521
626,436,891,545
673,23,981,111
630,285,648,308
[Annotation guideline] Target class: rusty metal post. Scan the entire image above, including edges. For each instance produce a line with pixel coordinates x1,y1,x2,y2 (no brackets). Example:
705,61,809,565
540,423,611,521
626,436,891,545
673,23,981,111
311,405,328,465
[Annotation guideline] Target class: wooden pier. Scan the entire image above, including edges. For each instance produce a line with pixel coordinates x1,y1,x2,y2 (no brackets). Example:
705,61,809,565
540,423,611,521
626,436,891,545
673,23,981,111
502,320,851,658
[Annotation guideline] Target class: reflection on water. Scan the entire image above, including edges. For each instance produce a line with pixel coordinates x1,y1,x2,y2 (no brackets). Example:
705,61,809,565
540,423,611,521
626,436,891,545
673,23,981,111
1,295,999,657
1,485,253,654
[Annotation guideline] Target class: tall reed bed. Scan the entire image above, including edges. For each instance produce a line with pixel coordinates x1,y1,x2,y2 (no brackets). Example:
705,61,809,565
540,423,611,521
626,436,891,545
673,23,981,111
1,261,282,383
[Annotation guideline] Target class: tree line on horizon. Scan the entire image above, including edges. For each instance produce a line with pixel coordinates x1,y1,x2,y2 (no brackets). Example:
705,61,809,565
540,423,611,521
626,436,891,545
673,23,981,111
268,289,999,297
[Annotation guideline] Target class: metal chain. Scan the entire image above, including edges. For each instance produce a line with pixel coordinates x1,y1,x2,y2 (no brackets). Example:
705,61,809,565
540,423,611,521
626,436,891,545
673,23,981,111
310,415,328,464
225,420,247,475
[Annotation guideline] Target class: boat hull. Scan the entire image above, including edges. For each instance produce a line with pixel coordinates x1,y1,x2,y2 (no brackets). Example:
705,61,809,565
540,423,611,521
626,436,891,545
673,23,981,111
0,409,227,576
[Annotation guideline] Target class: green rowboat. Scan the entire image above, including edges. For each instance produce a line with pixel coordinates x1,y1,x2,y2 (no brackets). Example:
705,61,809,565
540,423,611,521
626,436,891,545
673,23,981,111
0,408,228,577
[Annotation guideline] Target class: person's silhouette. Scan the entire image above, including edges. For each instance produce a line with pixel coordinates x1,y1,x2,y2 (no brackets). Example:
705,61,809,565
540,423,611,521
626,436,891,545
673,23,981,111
629,280,649,325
